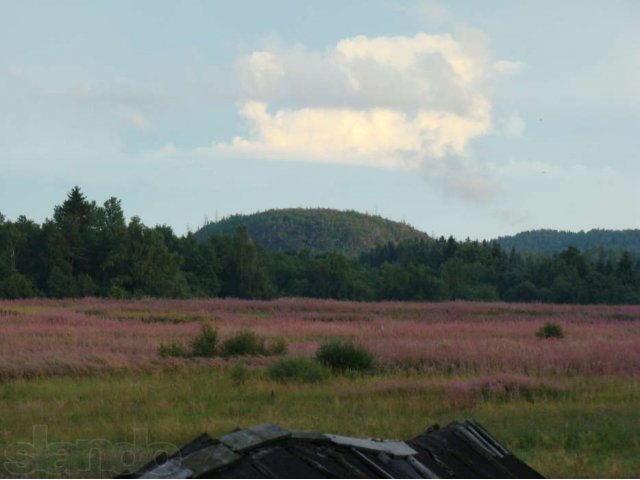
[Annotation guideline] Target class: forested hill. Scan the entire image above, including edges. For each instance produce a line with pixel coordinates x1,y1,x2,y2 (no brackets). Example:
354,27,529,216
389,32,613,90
194,208,430,256
494,229,640,254
1,188,640,303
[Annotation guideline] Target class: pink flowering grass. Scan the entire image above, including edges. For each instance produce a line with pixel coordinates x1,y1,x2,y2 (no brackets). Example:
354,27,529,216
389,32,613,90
0,298,638,379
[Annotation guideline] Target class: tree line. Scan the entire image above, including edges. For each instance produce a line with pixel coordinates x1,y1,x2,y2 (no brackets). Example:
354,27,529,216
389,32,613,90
1,188,639,303
495,228,640,254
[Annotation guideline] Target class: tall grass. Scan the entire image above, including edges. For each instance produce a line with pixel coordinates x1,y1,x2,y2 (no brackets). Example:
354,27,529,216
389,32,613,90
0,298,638,379
0,371,637,478
0,298,639,477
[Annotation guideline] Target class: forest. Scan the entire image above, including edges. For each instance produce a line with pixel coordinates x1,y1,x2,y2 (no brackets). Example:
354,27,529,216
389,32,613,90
194,207,429,256
1,187,639,303
495,228,640,254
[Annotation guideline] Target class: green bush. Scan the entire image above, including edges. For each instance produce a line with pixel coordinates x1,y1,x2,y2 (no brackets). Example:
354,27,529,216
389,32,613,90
536,322,564,339
158,340,189,358
191,322,219,357
221,330,287,357
267,357,329,383
315,339,374,372
221,330,265,356
109,284,129,299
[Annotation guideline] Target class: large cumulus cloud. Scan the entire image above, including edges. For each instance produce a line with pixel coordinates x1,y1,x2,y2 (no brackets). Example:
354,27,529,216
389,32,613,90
218,32,522,199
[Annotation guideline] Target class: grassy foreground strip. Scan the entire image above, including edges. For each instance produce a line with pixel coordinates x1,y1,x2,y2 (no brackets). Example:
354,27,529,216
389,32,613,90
0,370,638,478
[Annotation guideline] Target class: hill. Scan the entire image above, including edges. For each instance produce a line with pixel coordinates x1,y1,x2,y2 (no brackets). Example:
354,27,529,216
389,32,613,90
494,229,640,254
194,208,430,256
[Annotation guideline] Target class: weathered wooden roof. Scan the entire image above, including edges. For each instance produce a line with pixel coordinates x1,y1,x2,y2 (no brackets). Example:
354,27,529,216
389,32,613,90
123,420,543,479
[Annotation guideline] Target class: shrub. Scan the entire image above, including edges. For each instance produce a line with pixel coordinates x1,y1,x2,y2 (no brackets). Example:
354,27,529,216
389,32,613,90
221,330,266,356
191,322,218,357
221,330,287,357
315,339,374,373
109,285,129,299
158,340,188,358
267,357,329,383
536,322,564,339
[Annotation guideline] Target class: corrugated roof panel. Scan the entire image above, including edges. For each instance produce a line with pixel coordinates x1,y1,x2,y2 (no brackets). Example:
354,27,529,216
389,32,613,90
325,434,417,457
139,459,192,479
220,423,291,452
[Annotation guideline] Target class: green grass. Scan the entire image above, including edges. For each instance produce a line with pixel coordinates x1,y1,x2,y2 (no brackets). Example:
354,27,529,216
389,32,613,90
0,370,637,478
267,357,329,383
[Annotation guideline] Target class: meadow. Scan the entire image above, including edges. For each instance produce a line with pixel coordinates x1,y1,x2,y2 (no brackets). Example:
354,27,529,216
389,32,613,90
0,299,639,478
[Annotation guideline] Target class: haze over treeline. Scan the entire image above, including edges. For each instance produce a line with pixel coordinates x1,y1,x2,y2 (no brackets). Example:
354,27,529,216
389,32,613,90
0,188,639,303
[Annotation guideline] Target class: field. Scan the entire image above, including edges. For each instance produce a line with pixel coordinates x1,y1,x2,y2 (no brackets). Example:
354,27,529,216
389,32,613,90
0,299,639,478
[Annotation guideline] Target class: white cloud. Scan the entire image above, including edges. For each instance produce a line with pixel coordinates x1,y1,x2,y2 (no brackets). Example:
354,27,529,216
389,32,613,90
220,102,422,169
221,32,522,199
218,96,491,170
241,51,284,91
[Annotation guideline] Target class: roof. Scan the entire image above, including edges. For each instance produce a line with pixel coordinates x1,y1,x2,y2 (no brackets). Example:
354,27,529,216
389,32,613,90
122,419,543,479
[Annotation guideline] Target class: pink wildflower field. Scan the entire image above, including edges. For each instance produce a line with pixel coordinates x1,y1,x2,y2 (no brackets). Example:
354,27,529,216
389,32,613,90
1,298,639,379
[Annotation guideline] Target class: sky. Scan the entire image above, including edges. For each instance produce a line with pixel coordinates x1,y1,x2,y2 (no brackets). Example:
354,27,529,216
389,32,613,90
0,0,638,239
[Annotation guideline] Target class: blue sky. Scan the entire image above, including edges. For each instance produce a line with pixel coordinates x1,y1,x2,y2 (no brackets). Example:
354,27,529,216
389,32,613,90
1,0,638,239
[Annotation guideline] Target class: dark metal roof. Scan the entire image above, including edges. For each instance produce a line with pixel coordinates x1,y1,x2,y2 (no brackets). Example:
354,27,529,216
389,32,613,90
122,420,543,479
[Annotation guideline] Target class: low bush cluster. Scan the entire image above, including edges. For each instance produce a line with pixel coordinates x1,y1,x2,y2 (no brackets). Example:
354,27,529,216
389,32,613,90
221,330,287,357
191,323,219,357
315,339,374,372
161,330,376,384
267,339,374,383
159,323,287,358
536,322,565,339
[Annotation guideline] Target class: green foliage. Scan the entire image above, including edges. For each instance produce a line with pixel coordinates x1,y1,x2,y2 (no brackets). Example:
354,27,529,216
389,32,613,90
2,187,640,305
195,208,429,256
218,227,275,299
123,219,190,298
221,330,266,356
221,330,287,356
190,322,219,357
507,281,538,302
496,228,640,254
0,273,38,299
158,340,189,358
266,356,329,383
47,266,77,298
536,322,565,339
377,263,442,301
108,284,129,299
315,339,374,373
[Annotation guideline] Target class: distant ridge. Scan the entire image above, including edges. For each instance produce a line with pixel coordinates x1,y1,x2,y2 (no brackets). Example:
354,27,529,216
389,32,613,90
494,228,640,254
194,208,430,256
